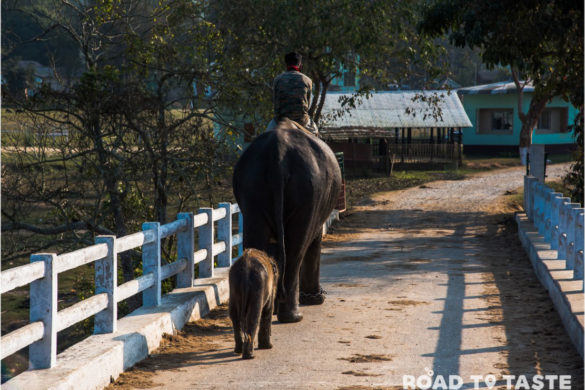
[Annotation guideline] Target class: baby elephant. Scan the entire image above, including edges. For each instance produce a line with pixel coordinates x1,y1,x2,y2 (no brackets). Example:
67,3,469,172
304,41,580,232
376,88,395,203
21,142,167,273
229,248,279,359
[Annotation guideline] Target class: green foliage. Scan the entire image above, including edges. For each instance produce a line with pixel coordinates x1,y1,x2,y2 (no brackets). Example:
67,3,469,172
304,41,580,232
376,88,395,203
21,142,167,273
1,0,232,274
419,0,584,108
210,0,440,128
419,0,583,149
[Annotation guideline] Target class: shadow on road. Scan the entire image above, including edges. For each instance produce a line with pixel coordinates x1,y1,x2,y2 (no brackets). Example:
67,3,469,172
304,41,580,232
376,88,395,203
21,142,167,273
324,207,584,388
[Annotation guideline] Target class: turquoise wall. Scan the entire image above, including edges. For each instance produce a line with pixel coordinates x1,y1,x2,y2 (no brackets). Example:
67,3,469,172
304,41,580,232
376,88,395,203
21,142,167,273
459,93,578,146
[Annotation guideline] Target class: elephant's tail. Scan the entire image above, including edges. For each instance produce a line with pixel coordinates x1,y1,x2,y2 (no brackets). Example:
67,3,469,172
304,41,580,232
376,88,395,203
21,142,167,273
274,169,286,295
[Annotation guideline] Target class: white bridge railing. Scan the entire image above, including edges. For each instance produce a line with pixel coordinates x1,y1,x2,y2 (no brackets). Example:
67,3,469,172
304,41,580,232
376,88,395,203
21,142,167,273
524,176,584,283
0,203,243,370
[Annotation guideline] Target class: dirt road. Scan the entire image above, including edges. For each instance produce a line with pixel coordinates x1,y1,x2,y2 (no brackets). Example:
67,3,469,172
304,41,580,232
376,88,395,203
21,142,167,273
109,165,583,390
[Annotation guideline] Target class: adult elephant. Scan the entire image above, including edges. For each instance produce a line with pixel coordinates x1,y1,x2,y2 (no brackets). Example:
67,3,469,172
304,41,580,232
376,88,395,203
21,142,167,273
233,118,342,323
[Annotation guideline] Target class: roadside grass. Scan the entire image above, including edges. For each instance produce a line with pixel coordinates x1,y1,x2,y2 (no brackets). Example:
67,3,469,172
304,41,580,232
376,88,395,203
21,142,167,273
501,178,578,213
461,152,573,172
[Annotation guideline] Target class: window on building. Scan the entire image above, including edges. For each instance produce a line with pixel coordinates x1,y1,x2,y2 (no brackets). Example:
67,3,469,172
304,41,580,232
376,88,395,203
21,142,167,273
477,109,514,134
343,71,356,87
536,107,569,133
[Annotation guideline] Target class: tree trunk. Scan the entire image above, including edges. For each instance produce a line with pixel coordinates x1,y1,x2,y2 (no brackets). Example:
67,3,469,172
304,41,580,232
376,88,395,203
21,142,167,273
314,80,330,124
518,96,548,165
309,71,320,118
511,66,548,165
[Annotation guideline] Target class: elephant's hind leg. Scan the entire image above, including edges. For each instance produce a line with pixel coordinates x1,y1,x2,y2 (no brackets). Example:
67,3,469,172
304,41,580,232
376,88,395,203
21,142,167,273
258,299,274,349
229,300,243,354
242,296,262,359
277,254,304,323
300,232,326,305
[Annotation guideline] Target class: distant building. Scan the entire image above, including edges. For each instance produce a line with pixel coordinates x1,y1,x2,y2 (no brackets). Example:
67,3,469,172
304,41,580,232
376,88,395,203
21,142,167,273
457,81,578,154
320,91,472,173
329,54,360,92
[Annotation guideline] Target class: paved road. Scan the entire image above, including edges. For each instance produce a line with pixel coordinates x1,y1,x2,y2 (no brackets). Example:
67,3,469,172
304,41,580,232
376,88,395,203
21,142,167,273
111,165,583,390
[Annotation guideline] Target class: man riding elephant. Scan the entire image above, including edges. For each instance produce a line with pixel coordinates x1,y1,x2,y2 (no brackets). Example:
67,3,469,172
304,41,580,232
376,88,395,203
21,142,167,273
266,52,319,135
233,116,341,323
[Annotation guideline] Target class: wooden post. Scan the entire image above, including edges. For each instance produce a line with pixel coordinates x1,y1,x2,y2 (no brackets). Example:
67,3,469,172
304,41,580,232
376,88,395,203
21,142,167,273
198,208,214,278
94,236,117,334
457,128,462,166
142,222,162,307
430,128,435,162
29,253,57,369
176,212,195,288
401,128,405,164
218,203,232,267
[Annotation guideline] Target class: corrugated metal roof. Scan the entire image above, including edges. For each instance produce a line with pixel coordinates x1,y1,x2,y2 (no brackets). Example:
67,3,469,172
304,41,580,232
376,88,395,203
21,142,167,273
457,80,534,95
320,91,472,131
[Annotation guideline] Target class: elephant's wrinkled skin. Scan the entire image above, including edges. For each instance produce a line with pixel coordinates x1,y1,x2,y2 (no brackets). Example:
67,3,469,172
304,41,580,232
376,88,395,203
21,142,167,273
233,119,342,323
229,248,278,359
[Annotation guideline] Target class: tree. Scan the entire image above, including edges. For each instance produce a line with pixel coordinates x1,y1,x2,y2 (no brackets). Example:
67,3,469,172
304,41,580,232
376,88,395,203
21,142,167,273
209,0,441,131
419,0,584,163
1,0,231,288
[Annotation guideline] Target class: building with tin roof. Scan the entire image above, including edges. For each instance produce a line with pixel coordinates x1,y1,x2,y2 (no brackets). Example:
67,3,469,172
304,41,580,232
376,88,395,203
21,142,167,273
319,91,472,174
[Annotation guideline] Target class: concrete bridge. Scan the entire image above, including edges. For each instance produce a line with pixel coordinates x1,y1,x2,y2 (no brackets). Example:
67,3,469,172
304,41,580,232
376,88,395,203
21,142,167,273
2,165,583,389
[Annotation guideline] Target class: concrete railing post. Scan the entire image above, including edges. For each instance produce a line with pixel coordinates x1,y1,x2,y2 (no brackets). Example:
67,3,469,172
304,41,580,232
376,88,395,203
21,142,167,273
176,213,195,288
94,236,117,334
142,222,162,307
529,144,546,183
524,176,538,222
544,192,563,243
198,208,214,278
566,208,584,272
238,211,244,258
575,251,584,283
558,202,581,263
575,212,584,277
551,197,571,250
538,185,552,236
217,203,232,267
533,183,543,233
523,176,530,220
29,253,57,369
